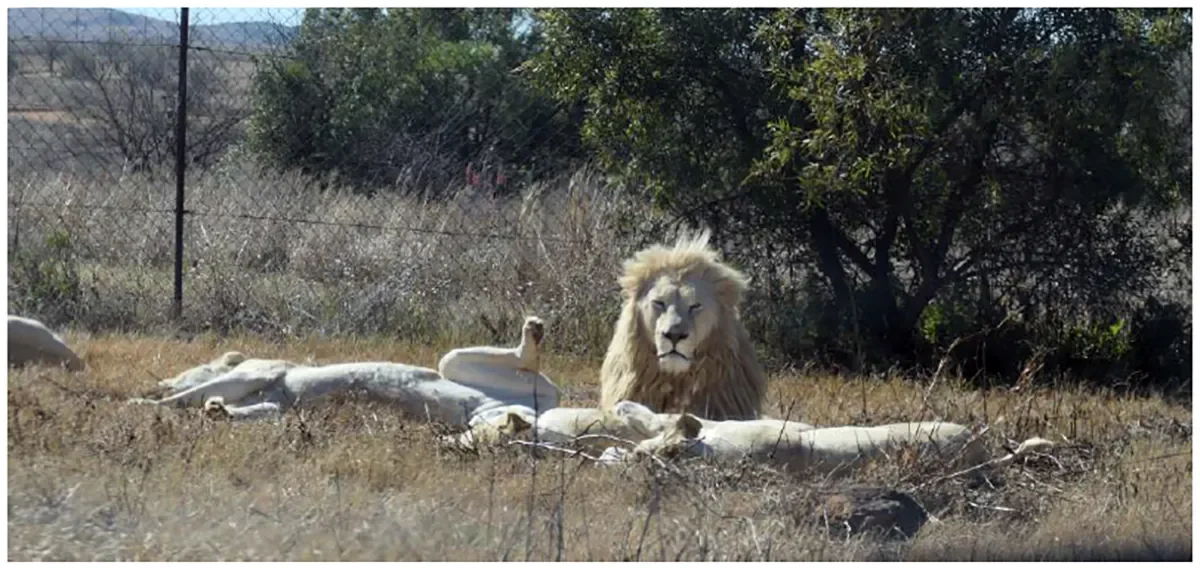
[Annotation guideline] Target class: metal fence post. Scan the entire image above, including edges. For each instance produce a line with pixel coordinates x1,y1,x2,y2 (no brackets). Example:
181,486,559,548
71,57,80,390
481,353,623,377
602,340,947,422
172,8,190,320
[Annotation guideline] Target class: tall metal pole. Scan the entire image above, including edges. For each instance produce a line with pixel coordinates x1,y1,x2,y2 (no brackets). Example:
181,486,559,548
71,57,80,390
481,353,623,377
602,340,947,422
172,8,190,319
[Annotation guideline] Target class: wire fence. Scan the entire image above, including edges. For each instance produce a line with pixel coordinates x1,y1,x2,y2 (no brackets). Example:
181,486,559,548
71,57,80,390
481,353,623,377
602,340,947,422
8,8,1191,388
7,8,640,349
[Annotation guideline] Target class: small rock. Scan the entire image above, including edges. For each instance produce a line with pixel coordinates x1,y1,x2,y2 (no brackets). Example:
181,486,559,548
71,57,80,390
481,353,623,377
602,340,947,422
819,486,929,540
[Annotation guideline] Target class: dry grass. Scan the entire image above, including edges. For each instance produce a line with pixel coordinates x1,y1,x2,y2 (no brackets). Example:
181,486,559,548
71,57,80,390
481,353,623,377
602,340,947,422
8,331,1191,561
8,163,652,354
9,154,1191,394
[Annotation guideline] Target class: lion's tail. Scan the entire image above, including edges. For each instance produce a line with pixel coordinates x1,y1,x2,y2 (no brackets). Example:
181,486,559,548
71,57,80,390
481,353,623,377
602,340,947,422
990,436,1055,470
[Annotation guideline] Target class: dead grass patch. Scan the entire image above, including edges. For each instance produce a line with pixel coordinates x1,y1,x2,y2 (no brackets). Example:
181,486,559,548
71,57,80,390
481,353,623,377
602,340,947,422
7,332,1192,561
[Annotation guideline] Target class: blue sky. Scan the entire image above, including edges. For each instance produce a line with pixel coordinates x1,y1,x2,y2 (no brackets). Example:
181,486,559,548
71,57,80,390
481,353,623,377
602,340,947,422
116,7,304,26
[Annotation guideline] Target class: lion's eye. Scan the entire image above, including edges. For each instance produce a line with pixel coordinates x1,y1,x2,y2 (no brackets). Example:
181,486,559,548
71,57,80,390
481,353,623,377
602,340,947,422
651,300,666,311
689,303,703,313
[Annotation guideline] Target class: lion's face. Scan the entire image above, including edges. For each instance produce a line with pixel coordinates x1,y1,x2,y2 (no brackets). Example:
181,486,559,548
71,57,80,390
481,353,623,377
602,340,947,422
638,274,719,375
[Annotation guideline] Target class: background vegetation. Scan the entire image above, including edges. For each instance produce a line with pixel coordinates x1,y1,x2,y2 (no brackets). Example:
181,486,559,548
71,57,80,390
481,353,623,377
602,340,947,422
6,8,1192,561
8,7,1192,394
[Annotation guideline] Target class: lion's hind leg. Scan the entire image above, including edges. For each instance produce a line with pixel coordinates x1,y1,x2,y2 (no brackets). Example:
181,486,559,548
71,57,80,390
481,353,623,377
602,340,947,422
130,366,285,408
203,396,284,420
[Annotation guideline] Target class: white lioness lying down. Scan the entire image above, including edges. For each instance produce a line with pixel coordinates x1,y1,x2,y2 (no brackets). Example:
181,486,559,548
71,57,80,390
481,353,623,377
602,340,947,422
131,317,559,427
446,399,817,455
446,400,672,452
156,351,292,392
8,315,85,372
600,413,1054,479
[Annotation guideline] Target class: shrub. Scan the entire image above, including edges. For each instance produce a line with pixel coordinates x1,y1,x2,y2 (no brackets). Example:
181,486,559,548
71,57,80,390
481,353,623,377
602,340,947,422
10,228,83,325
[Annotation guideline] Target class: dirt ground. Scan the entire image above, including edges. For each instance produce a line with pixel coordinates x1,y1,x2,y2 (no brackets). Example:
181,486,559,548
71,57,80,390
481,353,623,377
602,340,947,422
7,332,1192,561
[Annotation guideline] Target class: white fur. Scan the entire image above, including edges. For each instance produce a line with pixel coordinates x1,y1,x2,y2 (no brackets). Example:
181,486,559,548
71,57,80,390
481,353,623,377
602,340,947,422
607,414,1052,479
437,317,557,413
447,399,816,456
444,400,658,452
529,404,662,447
204,396,283,419
131,316,560,426
612,400,815,442
159,351,248,391
599,229,767,421
643,274,715,374
7,315,84,371
160,353,303,394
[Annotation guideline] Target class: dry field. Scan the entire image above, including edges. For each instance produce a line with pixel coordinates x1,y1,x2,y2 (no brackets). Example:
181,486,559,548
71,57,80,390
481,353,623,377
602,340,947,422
7,331,1192,561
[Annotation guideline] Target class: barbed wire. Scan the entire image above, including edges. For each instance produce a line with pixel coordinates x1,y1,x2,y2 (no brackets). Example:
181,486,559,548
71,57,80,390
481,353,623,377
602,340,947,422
8,199,588,244
8,36,299,61
8,7,601,338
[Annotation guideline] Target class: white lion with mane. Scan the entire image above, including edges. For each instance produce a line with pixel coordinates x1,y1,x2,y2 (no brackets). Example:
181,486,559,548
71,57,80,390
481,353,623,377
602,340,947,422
132,317,559,426
598,229,766,421
8,315,85,372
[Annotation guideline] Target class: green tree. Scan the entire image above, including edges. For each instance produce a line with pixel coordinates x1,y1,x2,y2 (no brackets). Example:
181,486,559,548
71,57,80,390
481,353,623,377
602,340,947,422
527,9,781,216
529,8,1191,365
249,8,582,193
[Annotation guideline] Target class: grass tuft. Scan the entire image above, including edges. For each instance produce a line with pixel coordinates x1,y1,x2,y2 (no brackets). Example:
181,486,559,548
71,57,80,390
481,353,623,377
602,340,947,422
7,332,1191,561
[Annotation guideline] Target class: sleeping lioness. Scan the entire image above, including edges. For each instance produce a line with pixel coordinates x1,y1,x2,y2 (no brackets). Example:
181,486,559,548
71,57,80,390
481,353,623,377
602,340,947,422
602,413,1054,480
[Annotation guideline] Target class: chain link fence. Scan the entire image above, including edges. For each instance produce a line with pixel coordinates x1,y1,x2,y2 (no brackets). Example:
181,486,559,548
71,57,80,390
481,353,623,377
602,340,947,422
7,8,649,351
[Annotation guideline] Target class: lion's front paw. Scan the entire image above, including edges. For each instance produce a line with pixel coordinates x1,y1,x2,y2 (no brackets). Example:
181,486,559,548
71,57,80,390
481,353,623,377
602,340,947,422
524,316,545,345
597,446,630,466
202,397,231,419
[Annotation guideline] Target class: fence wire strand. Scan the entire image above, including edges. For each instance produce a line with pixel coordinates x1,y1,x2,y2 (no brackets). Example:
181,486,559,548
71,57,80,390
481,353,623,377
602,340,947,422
8,8,611,341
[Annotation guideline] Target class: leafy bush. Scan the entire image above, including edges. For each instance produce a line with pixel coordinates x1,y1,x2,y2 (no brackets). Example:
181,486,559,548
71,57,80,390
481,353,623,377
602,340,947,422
249,8,584,194
528,8,1191,391
10,228,83,325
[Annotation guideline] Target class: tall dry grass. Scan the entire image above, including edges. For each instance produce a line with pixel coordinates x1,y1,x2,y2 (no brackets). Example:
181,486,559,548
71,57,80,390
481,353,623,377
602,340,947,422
8,159,655,353
10,153,1192,393
7,332,1192,561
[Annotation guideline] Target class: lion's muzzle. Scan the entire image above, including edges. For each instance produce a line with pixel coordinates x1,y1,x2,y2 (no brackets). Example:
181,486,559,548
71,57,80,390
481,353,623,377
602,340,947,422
657,350,692,374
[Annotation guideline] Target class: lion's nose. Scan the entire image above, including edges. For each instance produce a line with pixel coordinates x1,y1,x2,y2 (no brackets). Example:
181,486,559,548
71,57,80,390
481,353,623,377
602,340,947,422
663,329,689,344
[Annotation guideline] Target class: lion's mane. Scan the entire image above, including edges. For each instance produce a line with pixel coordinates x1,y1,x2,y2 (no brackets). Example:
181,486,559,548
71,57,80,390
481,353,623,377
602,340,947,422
598,230,766,420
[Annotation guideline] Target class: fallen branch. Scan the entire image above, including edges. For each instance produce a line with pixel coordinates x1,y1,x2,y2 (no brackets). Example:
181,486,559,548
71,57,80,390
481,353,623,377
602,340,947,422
921,433,1054,488
507,440,606,462
1019,469,1063,491
572,433,639,448
967,501,1016,513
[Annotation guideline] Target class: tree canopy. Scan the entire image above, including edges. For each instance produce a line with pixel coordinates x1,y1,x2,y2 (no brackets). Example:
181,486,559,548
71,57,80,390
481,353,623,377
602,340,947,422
246,8,1191,386
526,8,1190,374
249,8,582,193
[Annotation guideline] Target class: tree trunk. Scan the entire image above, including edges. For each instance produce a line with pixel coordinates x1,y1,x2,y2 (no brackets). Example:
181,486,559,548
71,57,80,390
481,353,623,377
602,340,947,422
807,205,918,362
807,207,852,313
866,273,916,362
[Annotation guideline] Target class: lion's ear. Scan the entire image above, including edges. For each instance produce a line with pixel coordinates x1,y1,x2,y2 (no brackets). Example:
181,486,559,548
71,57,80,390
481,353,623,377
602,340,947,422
711,267,750,309
504,412,532,434
617,246,668,300
673,414,703,439
618,271,644,300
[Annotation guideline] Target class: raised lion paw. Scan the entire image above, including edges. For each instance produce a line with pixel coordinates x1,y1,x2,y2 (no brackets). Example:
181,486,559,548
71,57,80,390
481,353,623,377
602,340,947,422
523,316,545,345
202,397,231,419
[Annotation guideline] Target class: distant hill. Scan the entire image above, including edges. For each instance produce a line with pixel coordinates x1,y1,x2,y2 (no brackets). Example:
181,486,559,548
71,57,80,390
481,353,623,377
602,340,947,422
8,8,297,49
